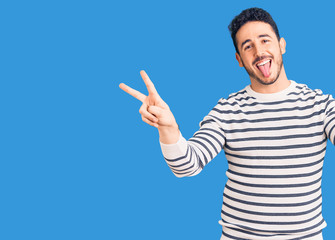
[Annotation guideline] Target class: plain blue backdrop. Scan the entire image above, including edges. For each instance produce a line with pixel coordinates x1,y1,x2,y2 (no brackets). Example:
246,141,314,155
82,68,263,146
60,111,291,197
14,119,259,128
1,0,335,239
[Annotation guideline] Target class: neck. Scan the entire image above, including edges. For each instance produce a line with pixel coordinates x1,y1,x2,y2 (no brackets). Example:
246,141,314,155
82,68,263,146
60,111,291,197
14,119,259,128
250,67,290,94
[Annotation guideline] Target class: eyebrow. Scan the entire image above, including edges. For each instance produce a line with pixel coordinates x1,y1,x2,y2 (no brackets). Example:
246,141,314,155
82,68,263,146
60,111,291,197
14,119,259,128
240,34,272,49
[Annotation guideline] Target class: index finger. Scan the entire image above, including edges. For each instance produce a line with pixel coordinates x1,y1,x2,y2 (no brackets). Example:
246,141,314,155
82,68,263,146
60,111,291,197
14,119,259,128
140,70,159,96
119,83,146,102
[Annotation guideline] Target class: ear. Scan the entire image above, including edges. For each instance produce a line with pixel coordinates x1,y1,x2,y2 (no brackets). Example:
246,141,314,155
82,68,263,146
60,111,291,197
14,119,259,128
279,37,286,54
235,52,244,67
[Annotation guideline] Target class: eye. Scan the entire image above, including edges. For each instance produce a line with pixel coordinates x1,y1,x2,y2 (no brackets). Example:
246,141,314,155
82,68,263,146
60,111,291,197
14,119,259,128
263,39,270,43
244,45,251,51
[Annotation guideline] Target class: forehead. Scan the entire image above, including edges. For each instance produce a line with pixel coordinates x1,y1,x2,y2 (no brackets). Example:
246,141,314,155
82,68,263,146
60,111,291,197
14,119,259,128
235,21,276,45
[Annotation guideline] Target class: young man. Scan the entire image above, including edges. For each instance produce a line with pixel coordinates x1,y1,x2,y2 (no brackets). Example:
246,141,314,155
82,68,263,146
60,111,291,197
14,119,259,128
119,7,335,240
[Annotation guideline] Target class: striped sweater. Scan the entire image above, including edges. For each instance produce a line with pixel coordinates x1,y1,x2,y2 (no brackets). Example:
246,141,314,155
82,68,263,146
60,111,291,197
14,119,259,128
160,81,335,240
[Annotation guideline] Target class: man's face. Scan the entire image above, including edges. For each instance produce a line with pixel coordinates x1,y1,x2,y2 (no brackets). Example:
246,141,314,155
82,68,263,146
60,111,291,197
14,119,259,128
235,21,286,86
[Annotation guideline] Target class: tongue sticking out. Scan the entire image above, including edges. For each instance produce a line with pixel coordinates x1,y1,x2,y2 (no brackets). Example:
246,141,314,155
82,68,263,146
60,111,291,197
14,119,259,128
258,61,271,78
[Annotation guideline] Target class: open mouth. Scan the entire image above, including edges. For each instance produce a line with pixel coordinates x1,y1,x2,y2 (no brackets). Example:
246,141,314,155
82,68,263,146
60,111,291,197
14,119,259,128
256,59,272,78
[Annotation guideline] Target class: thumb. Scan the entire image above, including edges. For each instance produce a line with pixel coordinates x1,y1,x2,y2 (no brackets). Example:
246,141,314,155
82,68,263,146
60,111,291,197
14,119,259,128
148,105,163,117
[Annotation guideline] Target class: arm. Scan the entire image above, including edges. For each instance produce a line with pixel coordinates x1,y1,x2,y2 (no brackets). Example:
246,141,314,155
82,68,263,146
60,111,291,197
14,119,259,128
160,112,225,178
119,70,225,177
324,94,335,145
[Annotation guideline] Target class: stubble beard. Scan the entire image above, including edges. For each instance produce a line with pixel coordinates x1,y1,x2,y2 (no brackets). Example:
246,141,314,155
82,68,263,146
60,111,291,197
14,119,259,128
242,55,284,86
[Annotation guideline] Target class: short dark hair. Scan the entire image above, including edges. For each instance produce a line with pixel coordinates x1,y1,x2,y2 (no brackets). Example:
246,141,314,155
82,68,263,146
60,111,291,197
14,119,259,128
228,7,280,53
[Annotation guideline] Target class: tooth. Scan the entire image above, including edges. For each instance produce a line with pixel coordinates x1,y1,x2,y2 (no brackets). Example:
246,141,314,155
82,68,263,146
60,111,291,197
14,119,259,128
257,59,270,66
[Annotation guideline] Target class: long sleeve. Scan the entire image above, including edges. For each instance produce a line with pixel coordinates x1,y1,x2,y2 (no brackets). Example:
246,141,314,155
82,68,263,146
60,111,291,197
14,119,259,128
160,112,226,178
159,82,333,239
324,94,335,145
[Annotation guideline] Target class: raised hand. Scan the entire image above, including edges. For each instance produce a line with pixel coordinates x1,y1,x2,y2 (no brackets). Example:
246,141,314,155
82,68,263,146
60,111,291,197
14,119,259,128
119,71,179,138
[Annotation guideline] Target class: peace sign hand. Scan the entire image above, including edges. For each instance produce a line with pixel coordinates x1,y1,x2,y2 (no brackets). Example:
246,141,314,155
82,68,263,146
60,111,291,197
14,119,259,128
119,71,179,134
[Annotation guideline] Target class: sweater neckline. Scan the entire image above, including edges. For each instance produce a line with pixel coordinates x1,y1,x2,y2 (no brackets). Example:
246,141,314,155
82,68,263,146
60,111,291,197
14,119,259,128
245,80,297,100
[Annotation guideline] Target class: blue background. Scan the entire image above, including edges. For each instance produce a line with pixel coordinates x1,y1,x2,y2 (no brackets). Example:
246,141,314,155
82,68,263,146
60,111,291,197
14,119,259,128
1,0,335,239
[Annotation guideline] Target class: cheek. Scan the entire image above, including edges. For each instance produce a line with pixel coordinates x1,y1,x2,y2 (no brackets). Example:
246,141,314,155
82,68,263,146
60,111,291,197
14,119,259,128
242,54,254,66
275,50,283,63
271,46,282,56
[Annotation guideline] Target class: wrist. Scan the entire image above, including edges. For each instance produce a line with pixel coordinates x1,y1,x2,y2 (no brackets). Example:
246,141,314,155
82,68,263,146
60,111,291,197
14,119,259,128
158,122,179,131
158,122,180,144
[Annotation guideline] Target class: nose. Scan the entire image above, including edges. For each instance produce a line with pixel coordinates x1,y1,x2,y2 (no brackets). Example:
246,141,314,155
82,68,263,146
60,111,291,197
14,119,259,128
254,42,265,57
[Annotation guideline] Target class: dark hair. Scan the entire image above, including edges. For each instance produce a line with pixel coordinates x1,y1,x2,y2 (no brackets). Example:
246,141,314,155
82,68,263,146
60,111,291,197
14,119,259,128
228,7,280,53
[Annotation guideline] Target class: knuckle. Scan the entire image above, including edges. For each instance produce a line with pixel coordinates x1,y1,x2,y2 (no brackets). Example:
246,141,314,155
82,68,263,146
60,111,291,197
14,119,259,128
139,107,145,114
147,105,155,113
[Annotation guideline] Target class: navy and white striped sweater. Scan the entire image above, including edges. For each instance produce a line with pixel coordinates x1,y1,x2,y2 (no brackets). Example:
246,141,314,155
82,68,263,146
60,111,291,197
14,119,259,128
160,81,335,240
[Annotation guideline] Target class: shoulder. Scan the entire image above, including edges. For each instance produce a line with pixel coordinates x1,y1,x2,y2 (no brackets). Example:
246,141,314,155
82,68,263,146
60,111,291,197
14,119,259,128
207,87,253,118
289,81,333,110
287,81,331,102
293,82,324,96
216,86,255,106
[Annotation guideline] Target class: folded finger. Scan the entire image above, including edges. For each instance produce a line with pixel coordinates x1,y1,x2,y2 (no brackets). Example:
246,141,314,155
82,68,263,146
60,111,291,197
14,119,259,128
142,116,159,128
139,104,158,123
148,105,163,118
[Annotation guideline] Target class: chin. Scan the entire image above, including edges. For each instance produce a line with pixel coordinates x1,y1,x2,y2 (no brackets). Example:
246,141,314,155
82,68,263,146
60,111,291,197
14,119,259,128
256,76,277,86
